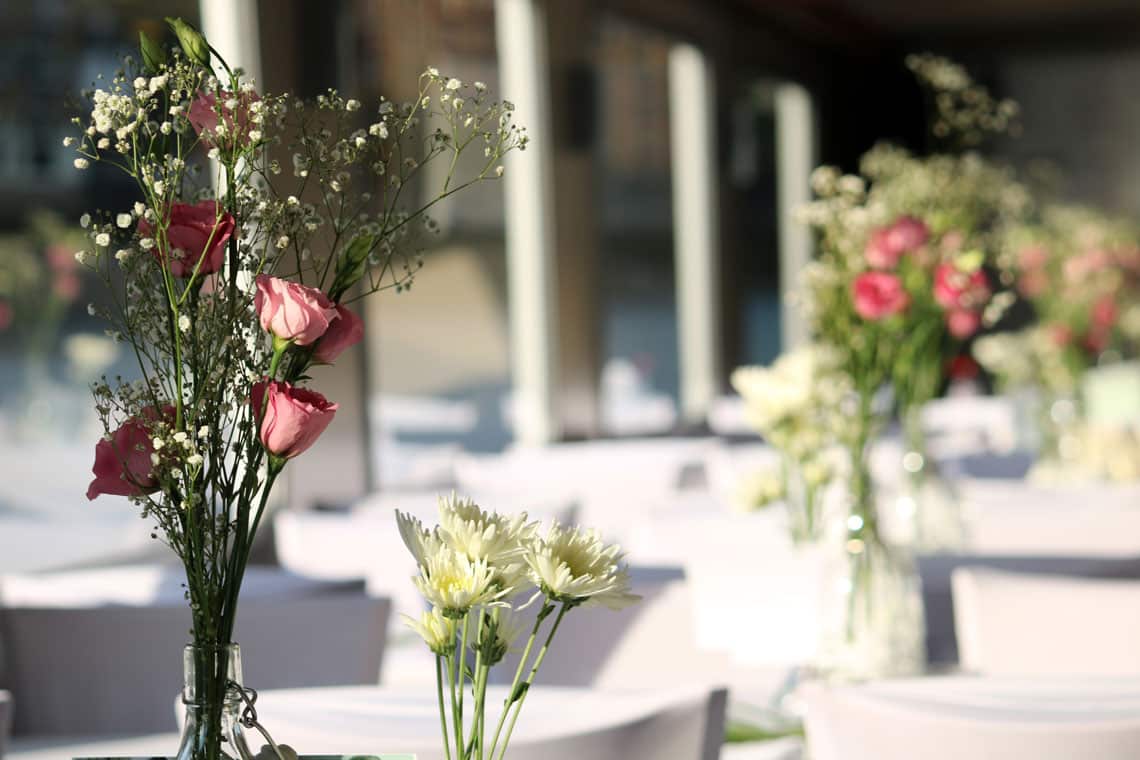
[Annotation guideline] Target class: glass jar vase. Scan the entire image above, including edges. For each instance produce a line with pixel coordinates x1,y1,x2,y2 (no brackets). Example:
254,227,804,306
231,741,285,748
176,644,255,760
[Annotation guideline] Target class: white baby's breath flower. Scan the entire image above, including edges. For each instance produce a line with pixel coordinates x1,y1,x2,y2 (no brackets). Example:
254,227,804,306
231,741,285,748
116,213,132,228
404,606,457,656
446,78,462,91
139,238,155,251
94,232,111,247
62,136,75,147
133,202,145,216
414,548,501,617
80,213,91,228
186,454,203,468
525,523,638,609
178,314,191,333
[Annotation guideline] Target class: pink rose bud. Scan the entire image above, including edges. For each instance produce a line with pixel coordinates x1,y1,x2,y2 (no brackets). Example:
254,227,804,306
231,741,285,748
884,215,930,253
252,380,338,459
187,90,261,149
945,309,982,339
1018,244,1049,271
139,201,235,278
313,304,364,364
86,406,174,500
1092,294,1119,329
933,263,991,310
852,271,910,321
254,275,339,346
1049,323,1074,348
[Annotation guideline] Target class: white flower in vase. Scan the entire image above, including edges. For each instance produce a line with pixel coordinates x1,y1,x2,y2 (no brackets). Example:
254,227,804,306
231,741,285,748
404,606,457,656
525,523,638,609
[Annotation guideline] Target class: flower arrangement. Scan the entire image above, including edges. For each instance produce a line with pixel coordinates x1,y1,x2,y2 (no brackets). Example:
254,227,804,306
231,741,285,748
71,18,525,759
730,345,849,541
397,495,637,760
998,204,1140,380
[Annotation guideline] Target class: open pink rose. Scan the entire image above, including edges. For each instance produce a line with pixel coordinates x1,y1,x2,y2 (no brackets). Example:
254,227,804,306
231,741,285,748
933,263,991,310
945,309,982,339
1064,248,1111,282
852,271,909,320
313,304,364,364
139,201,235,278
187,90,261,149
863,216,930,270
254,275,339,346
252,380,338,459
86,406,174,500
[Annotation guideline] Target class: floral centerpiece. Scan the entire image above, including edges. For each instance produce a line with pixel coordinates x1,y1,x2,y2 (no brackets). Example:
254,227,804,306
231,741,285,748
730,345,849,542
72,19,525,759
791,55,1030,678
981,204,1140,475
396,496,637,760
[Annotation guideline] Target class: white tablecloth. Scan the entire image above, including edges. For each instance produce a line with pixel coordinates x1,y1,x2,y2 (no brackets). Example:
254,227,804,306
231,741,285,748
10,684,726,760
802,676,1140,760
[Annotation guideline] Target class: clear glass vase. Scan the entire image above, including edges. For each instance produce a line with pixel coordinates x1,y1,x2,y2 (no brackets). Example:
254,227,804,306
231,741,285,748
814,439,926,682
783,456,827,544
896,406,965,551
176,644,255,760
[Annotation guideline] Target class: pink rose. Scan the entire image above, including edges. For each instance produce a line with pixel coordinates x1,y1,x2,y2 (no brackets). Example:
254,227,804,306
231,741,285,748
1091,295,1119,329
86,406,174,500
252,380,338,459
254,275,339,346
863,216,930,270
1017,269,1049,299
1018,245,1049,271
1064,248,1111,281
852,272,910,320
140,201,235,278
933,263,991,310
313,304,364,364
1049,323,1074,348
885,215,930,253
945,309,982,339
187,90,261,149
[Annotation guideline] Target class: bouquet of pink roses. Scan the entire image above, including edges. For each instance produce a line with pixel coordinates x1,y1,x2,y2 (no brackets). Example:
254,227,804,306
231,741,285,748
72,18,524,759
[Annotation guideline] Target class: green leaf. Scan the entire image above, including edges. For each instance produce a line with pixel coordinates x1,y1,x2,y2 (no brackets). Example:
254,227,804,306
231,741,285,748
139,30,167,73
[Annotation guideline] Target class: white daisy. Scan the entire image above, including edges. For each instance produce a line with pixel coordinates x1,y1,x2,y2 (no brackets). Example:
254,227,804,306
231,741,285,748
525,523,638,610
404,606,456,656
414,548,500,617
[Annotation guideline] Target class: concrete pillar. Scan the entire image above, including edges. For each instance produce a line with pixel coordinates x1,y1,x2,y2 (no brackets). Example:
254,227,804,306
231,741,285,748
495,0,561,445
668,43,722,424
775,82,816,351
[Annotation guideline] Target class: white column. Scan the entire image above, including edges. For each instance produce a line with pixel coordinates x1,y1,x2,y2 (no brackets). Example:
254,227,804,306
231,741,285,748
495,0,560,445
198,0,262,85
668,43,721,424
775,82,816,351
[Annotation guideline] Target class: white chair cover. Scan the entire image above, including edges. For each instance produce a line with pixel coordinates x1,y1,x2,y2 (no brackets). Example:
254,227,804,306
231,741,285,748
453,438,717,543
0,567,389,736
953,567,1140,676
802,676,1140,760
958,479,1140,556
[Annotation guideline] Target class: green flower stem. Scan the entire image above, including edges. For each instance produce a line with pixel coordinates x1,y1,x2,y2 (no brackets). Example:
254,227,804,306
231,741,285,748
492,604,569,760
470,607,487,760
445,638,463,760
488,605,548,755
456,613,470,756
436,655,452,760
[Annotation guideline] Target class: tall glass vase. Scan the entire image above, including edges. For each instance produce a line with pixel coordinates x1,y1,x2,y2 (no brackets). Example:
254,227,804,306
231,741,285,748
176,644,254,760
814,431,926,682
897,405,965,551
782,455,826,544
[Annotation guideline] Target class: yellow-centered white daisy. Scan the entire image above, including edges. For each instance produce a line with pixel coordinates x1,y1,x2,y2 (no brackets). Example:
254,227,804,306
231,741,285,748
437,493,536,595
414,547,502,617
525,522,639,609
404,606,457,656
396,509,443,566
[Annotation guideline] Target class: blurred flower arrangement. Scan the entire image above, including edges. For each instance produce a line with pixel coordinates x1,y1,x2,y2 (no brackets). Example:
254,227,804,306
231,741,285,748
773,54,1033,679
978,204,1140,477
397,495,637,760
730,345,849,542
70,18,525,760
